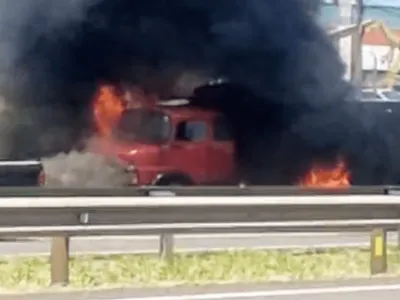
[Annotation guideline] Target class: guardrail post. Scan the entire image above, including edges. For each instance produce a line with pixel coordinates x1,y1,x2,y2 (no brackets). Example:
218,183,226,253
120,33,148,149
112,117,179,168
50,236,70,286
397,227,400,249
159,233,174,263
148,190,176,263
370,229,387,275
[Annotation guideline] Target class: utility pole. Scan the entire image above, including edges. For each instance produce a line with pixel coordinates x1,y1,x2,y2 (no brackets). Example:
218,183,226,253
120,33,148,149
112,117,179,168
351,0,364,88
335,0,364,86
337,0,353,81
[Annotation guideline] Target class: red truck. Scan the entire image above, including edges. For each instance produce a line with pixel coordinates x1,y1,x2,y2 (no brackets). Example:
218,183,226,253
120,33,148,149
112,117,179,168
91,88,237,186
85,84,356,188
88,84,351,188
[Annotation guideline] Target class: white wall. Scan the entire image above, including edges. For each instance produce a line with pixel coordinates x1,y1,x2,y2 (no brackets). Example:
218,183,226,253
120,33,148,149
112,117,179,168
362,45,399,71
338,42,399,72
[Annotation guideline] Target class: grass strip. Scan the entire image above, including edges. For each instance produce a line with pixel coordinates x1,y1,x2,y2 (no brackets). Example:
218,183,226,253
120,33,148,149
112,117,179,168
1,247,400,291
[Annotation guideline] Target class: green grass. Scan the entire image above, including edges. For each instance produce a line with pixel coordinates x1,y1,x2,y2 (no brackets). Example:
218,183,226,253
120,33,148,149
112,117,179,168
2,248,400,291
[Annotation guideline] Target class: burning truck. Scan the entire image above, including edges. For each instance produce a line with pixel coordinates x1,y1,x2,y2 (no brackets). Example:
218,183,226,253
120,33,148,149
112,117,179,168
83,83,351,188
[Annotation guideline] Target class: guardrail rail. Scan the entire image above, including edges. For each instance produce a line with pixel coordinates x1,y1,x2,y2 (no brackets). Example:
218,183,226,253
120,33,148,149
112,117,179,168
0,189,398,286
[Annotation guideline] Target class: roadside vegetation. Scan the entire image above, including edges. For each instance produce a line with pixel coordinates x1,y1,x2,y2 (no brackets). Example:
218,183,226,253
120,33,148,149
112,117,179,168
2,248,400,291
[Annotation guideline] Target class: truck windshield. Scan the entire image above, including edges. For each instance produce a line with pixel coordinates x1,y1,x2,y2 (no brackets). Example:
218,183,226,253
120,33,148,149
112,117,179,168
113,109,170,144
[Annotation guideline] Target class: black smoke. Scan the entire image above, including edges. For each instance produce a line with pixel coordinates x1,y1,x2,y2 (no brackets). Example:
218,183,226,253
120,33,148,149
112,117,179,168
2,0,400,185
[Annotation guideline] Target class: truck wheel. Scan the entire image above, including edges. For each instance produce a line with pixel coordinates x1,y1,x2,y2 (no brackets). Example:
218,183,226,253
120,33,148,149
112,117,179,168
42,151,131,188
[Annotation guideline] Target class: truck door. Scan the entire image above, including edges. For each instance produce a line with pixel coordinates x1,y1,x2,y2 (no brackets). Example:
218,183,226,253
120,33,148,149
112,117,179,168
162,120,209,183
207,116,235,184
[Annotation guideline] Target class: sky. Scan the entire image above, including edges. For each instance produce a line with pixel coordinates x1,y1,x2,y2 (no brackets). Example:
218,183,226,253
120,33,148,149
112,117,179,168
320,1,400,28
365,0,400,6
322,0,400,7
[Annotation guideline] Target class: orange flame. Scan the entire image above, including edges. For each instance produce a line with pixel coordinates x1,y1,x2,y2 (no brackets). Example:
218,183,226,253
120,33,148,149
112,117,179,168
298,159,350,188
91,84,159,137
92,85,124,137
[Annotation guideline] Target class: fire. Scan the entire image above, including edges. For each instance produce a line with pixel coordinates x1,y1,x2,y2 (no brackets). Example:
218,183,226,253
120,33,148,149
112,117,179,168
298,159,350,188
92,85,124,137
91,84,158,137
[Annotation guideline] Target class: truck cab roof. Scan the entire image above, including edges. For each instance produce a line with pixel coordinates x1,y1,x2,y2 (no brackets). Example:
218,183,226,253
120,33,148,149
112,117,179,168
155,98,220,120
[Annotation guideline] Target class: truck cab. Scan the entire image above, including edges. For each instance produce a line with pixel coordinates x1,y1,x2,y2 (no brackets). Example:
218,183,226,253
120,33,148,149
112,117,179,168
98,99,236,186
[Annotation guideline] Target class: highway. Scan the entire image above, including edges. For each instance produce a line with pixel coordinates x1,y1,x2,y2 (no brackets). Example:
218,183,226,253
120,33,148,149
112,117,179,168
4,278,400,299
1,231,399,256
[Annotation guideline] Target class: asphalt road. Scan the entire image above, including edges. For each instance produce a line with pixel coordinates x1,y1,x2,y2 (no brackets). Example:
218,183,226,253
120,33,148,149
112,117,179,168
1,232,399,256
3,278,400,300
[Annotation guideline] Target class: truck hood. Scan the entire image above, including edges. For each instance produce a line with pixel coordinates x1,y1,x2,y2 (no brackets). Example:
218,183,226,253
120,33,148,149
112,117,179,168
89,139,160,167
115,143,160,166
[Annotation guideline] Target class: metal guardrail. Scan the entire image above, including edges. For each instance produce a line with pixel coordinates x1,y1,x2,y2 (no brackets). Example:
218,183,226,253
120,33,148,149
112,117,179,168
0,185,394,197
0,194,399,286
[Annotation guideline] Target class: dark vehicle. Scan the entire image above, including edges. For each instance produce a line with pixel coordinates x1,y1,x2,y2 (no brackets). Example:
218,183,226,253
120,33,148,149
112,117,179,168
0,159,45,186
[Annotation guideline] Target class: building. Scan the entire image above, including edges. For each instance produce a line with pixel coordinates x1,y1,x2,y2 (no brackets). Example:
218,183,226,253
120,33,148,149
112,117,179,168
319,1,400,86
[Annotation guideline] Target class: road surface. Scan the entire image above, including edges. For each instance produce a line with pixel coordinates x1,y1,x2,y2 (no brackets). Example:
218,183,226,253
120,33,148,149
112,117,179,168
0,231,399,256
4,277,400,299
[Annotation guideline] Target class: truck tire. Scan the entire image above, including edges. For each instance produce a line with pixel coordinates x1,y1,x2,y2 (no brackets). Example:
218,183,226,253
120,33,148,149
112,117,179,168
42,151,131,188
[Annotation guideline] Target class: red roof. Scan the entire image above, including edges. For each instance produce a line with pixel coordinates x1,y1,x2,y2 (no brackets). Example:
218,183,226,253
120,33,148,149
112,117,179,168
362,28,400,46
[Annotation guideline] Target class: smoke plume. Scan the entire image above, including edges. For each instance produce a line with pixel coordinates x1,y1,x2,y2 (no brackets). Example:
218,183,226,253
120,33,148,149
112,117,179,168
1,0,399,185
